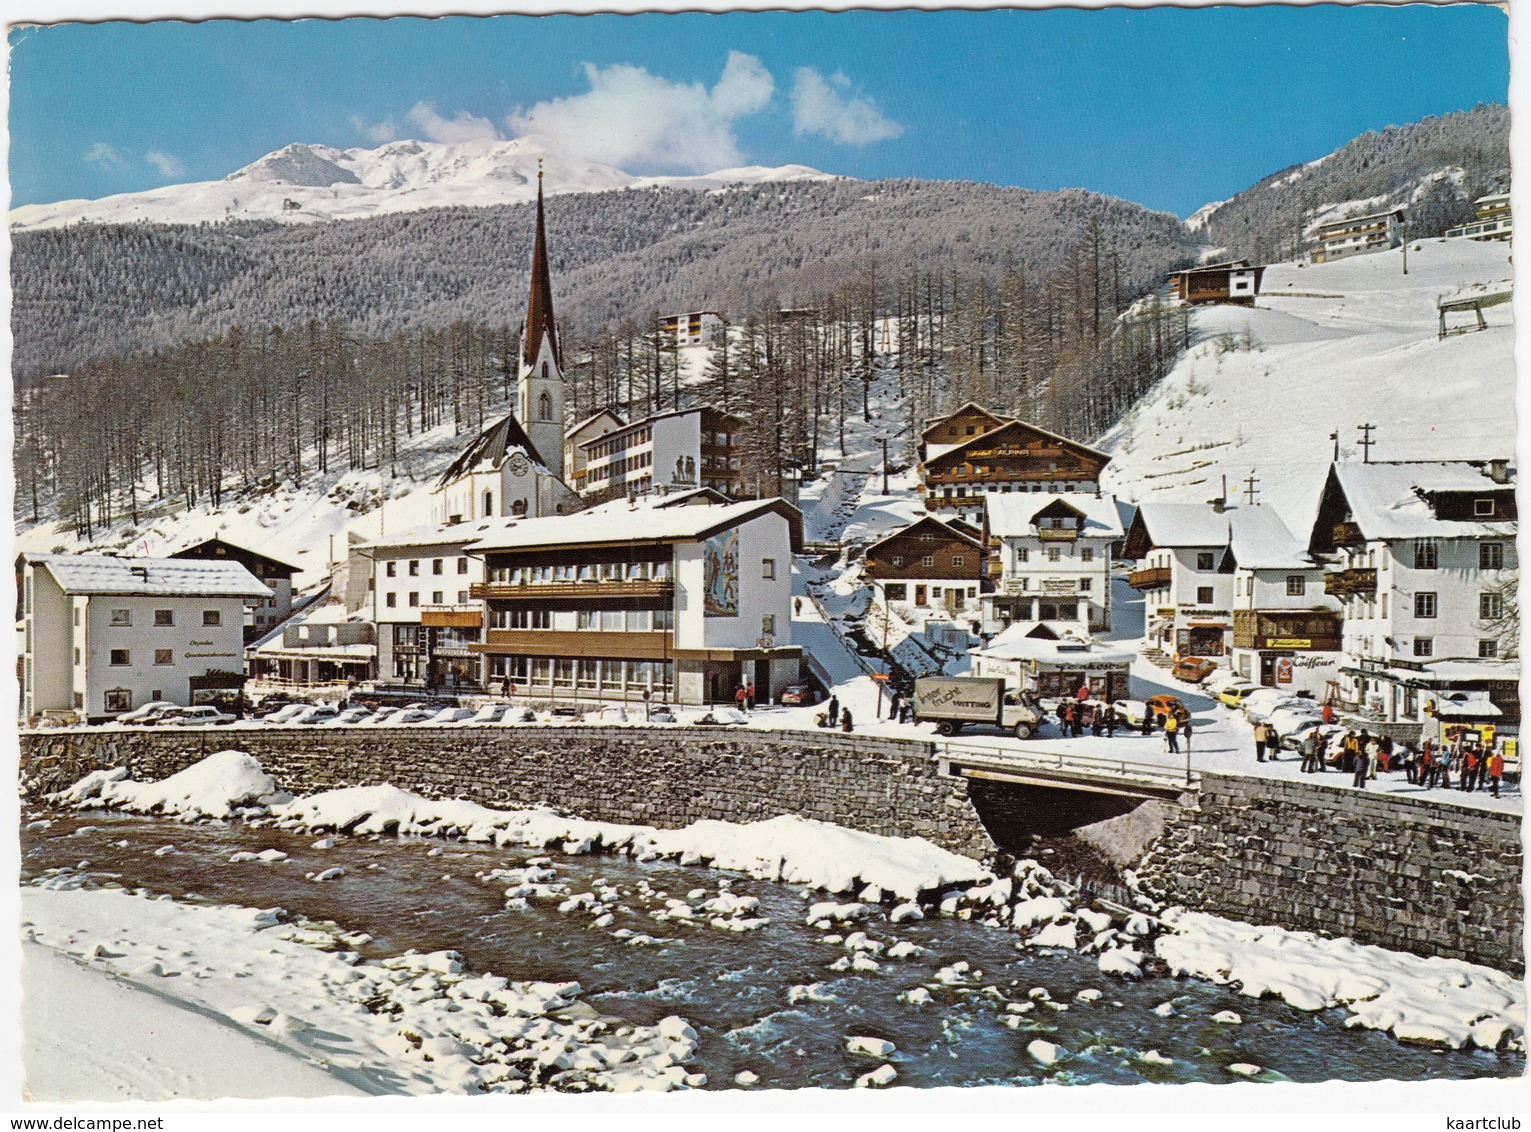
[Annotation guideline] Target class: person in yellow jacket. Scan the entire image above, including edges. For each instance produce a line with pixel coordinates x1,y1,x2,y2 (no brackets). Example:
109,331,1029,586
1163,710,1180,753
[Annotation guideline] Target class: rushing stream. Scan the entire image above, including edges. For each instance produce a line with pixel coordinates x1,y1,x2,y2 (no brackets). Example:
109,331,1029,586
22,806,1522,1090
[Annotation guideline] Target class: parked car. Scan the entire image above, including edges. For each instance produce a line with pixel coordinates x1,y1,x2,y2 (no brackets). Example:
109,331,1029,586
252,695,307,719
390,708,437,725
464,703,514,725
1145,694,1189,723
264,701,316,725
169,706,237,726
1217,683,1260,709
1171,656,1219,684
780,684,820,706
325,707,374,727
116,701,180,726
1242,688,1315,722
1204,670,1251,696
365,704,425,726
1280,718,1347,752
295,705,341,726
427,707,477,725
1254,700,1324,731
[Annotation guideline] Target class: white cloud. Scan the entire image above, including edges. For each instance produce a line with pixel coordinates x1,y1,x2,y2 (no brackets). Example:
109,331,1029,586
790,67,902,145
406,102,502,144
350,113,401,144
507,51,775,172
144,150,186,177
84,142,127,169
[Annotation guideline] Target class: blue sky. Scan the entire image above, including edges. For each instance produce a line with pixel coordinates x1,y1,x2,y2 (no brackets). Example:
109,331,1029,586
7,4,1510,217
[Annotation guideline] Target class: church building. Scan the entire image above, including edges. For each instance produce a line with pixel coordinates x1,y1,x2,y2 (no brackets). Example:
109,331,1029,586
432,165,578,525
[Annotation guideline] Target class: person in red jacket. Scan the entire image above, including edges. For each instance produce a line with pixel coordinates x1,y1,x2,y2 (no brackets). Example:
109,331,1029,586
1487,750,1505,798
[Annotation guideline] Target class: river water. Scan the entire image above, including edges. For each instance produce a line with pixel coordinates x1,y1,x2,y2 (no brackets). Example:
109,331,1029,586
21,806,1521,1090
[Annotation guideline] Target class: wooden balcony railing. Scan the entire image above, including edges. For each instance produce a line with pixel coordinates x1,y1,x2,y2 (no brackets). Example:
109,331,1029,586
1324,568,1377,597
1037,527,1078,542
1128,565,1172,590
470,578,674,602
1331,521,1365,546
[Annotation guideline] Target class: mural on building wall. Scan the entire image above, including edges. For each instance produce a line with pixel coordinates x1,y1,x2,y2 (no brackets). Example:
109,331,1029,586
703,529,740,617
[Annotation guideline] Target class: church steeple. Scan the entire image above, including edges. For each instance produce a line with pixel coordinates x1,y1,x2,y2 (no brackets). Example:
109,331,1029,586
523,162,561,370
517,159,565,484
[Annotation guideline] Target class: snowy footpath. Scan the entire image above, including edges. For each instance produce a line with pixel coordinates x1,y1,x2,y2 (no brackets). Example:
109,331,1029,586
18,748,1525,1100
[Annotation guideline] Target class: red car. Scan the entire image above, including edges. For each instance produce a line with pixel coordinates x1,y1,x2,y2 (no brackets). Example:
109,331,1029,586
780,684,820,706
1171,656,1219,684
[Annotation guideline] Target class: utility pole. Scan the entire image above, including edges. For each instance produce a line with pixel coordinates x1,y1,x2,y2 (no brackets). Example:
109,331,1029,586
1330,428,1340,461
1242,471,1260,507
1357,423,1377,464
878,437,891,495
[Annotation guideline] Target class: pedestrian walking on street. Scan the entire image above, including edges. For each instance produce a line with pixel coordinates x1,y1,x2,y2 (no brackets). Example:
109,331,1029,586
1364,734,1380,781
1105,701,1117,737
1299,731,1317,773
1488,749,1505,798
1062,701,1075,737
1077,682,1090,703
888,691,902,723
1140,710,1152,736
1353,740,1372,789
826,695,840,728
899,699,912,724
1419,741,1436,787
1439,744,1455,790
746,683,756,711
1266,726,1280,762
1313,730,1329,772
1091,706,1104,737
1253,721,1268,763
1461,745,1481,792
1164,712,1180,754
736,685,747,712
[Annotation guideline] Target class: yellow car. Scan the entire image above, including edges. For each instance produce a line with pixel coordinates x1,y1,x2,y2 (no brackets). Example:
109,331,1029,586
1217,683,1260,709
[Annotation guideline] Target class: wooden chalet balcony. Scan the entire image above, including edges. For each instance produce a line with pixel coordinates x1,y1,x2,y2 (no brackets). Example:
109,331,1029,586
987,559,1004,579
1127,565,1172,590
1331,521,1365,546
1324,568,1377,597
1036,527,1078,542
474,629,673,659
470,578,675,602
1232,609,1343,651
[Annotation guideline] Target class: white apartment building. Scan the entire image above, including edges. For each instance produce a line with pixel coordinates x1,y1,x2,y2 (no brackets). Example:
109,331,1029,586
1311,208,1403,263
1224,509,1342,695
21,554,268,722
576,406,747,501
660,311,726,347
469,491,802,705
1306,460,1519,723
1123,502,1243,658
981,493,1123,636
365,517,519,686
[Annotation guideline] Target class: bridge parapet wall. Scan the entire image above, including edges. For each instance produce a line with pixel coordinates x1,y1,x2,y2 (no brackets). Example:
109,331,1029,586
1132,772,1524,974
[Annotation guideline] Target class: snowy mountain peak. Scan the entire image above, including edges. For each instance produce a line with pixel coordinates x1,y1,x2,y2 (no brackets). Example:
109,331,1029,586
10,138,839,230
226,143,362,188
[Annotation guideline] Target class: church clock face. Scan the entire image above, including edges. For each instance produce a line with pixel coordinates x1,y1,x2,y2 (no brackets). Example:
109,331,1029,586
507,453,531,477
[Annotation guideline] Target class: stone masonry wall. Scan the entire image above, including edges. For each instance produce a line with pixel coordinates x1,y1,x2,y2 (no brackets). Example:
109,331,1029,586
1132,772,1524,975
19,729,1524,971
19,725,994,860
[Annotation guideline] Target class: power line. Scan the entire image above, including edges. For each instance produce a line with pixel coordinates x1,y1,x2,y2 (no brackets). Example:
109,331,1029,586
1357,422,1377,464
1242,471,1260,507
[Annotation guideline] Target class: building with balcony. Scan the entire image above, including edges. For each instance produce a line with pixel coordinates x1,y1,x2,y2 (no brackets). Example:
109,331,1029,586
918,404,1110,523
1166,260,1266,307
1222,509,1341,695
660,311,726,347
1306,459,1519,723
1446,192,1512,242
21,554,268,722
468,490,803,705
1122,501,1260,659
1311,208,1404,263
861,516,985,626
575,405,751,502
980,493,1123,637
563,408,627,492
168,537,298,642
365,518,516,686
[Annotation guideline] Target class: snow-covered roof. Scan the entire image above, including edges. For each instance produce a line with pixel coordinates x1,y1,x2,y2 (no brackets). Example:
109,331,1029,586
564,408,626,439
1129,503,1237,549
975,627,1136,666
364,515,524,552
580,404,745,451
166,536,300,576
468,494,803,553
863,515,983,555
924,418,1110,468
985,492,1124,539
1332,462,1516,541
251,640,377,662
435,414,551,487
29,554,270,598
1316,208,1402,231
1223,508,1313,570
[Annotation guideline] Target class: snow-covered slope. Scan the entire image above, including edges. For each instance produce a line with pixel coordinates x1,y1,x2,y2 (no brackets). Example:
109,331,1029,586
9,139,839,230
1099,238,1514,539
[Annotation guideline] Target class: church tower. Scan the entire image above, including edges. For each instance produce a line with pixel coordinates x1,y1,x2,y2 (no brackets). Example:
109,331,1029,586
517,163,565,483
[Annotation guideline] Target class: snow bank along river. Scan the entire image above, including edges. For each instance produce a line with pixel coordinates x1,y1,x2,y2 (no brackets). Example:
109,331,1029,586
21,750,1524,1097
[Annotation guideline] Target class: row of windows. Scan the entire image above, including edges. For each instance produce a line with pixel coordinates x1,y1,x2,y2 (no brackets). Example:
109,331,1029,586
1005,577,1093,593
1361,540,1508,572
487,655,675,692
385,590,472,609
940,483,1085,497
1014,547,1096,563
1234,576,1309,597
1342,591,1504,620
586,426,653,462
105,608,223,627
487,561,673,584
385,557,471,578
107,648,176,667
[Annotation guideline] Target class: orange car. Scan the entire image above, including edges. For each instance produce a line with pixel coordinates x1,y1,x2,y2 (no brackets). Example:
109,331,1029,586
1145,694,1190,724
